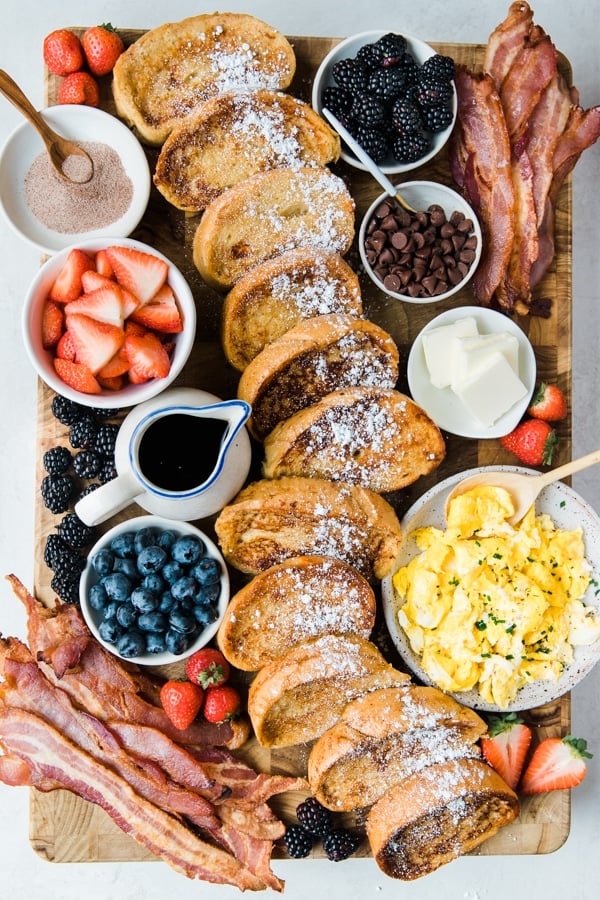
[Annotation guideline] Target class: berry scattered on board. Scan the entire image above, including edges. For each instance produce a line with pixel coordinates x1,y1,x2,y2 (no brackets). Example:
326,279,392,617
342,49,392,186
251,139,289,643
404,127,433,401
499,418,558,466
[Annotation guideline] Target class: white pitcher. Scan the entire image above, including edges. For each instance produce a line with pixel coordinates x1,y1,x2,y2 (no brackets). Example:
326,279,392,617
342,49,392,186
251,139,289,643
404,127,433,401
75,387,252,525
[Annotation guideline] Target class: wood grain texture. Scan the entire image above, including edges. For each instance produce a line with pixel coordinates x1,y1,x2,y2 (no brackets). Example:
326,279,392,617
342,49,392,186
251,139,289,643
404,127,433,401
29,33,573,864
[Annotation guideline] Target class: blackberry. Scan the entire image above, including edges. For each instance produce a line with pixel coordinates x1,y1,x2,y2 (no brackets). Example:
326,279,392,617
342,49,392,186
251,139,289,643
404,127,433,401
51,572,81,605
282,825,313,859
322,85,353,122
91,407,120,420
392,131,431,163
367,66,406,101
52,548,86,581
391,98,423,135
331,57,369,93
322,828,361,862
355,41,385,71
44,533,70,568
422,103,454,133
93,422,120,458
402,53,420,87
51,394,86,426
374,32,407,67
420,53,455,83
414,78,453,107
43,445,72,475
296,797,333,837
355,124,389,163
73,449,103,479
98,458,118,484
57,513,96,549
79,482,101,499
350,92,385,127
69,415,99,450
40,474,76,514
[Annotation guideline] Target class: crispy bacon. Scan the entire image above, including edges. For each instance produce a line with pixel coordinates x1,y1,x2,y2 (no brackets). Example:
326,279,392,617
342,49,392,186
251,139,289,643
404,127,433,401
497,26,558,144
483,0,534,87
495,148,538,313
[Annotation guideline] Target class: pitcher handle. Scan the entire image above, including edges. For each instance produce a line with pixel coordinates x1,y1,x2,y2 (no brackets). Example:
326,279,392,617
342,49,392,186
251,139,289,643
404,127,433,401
75,471,143,527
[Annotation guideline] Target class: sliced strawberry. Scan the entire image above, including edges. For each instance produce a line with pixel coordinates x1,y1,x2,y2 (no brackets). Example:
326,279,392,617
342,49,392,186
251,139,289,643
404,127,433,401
65,283,125,328
123,332,171,384
95,249,114,278
54,357,102,395
481,713,532,790
120,287,141,319
124,319,149,338
49,248,95,304
104,245,168,305
98,348,130,378
67,313,125,375
97,373,124,391
520,735,592,795
81,270,115,293
41,299,65,349
129,283,183,333
55,329,77,361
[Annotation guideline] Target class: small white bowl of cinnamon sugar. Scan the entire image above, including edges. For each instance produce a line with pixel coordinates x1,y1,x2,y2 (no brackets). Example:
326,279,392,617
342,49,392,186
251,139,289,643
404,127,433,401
0,104,150,254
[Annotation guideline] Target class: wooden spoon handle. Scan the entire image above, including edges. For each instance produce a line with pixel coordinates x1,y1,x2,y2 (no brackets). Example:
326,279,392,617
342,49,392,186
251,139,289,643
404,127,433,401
0,69,57,145
537,448,600,488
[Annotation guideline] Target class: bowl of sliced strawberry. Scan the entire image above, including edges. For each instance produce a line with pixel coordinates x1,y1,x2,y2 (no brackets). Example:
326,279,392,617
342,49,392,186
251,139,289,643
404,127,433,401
22,236,196,409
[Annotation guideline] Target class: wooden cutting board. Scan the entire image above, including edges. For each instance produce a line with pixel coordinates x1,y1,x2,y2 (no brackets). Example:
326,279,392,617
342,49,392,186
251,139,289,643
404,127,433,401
29,32,573,864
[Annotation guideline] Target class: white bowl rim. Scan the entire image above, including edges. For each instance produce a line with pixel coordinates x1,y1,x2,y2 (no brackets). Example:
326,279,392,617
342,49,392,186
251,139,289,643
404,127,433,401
0,104,151,255
80,514,230,666
381,465,600,712
358,180,483,304
312,30,457,175
21,235,196,410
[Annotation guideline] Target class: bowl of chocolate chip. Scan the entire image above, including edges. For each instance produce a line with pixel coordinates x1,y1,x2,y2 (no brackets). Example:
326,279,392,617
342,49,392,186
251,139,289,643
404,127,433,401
359,181,482,304
0,104,150,254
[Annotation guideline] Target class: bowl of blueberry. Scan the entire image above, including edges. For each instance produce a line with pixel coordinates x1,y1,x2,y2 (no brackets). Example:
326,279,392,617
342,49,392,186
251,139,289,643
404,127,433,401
79,516,229,665
312,31,457,174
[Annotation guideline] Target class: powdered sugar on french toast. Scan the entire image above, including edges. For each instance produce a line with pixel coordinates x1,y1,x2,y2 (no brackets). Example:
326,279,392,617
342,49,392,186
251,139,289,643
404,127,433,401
269,266,360,317
204,30,291,94
227,94,314,168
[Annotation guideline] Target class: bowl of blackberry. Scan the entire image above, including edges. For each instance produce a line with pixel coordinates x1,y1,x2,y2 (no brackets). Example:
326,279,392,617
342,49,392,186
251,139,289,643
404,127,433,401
312,31,456,174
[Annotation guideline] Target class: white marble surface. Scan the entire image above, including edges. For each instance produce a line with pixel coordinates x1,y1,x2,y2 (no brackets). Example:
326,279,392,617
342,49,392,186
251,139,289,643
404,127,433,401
0,1,599,897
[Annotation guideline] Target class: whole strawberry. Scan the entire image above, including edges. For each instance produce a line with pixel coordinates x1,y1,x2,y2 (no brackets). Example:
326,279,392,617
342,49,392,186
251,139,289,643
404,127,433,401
527,382,568,422
159,679,204,730
58,71,100,107
500,419,557,466
43,29,84,76
185,647,230,688
82,24,125,76
203,684,241,724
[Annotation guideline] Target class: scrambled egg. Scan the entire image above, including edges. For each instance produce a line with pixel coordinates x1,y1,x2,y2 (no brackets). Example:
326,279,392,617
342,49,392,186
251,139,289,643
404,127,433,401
392,485,600,708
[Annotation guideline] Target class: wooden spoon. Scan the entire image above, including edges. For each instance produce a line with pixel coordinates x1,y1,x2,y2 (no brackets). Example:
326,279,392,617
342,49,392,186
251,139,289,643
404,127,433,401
321,106,418,214
444,448,600,526
0,69,93,184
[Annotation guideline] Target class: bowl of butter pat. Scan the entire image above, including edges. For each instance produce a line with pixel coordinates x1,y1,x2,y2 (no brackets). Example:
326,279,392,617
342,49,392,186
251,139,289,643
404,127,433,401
407,306,536,438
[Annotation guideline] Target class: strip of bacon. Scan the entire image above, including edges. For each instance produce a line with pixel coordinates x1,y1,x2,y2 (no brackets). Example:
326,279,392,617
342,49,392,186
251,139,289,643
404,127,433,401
497,25,558,144
449,68,515,306
483,0,534,88
495,148,538,313
0,706,268,890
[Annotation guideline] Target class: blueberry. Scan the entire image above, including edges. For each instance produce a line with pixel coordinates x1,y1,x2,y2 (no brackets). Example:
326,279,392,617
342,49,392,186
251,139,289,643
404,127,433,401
146,632,167,654
92,548,114,576
98,616,121,643
171,576,199,603
110,531,136,558
142,572,165,594
134,527,159,554
102,572,132,602
103,600,119,621
197,582,221,605
193,604,219,626
137,545,167,575
157,529,176,551
171,535,205,565
165,628,191,655
137,611,168,633
116,630,146,658
88,581,108,611
113,556,139,579
131,587,159,613
191,556,220,585
116,602,137,629
158,591,176,613
162,560,185,584
169,608,197,634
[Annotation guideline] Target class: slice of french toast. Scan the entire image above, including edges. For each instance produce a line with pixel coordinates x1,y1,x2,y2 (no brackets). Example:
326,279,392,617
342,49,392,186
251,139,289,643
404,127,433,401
221,248,363,371
192,167,355,290
154,91,341,212
366,758,519,880
213,476,403,581
112,13,296,145
247,634,410,748
237,315,399,441
262,385,446,491
307,685,487,811
216,555,376,671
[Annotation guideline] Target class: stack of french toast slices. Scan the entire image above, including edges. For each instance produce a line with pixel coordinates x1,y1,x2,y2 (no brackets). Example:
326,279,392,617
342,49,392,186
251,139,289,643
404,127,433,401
112,12,519,880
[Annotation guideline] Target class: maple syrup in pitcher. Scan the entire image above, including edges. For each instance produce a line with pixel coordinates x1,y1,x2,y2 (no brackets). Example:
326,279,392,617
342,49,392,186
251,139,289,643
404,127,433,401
137,413,228,492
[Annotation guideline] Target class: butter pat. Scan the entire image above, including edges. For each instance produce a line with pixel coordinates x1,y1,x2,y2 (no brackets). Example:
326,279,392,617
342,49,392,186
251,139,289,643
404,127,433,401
422,316,479,389
453,350,528,427
451,331,520,389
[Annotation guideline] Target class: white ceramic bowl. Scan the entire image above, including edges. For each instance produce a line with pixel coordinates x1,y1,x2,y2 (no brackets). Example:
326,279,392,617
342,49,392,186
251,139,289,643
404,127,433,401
312,31,457,175
80,516,230,666
22,236,196,410
359,181,482,304
381,467,600,712
0,104,151,254
407,306,536,438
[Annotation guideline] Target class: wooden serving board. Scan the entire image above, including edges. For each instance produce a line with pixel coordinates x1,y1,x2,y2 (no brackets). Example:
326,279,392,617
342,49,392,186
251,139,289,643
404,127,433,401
29,33,573,864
